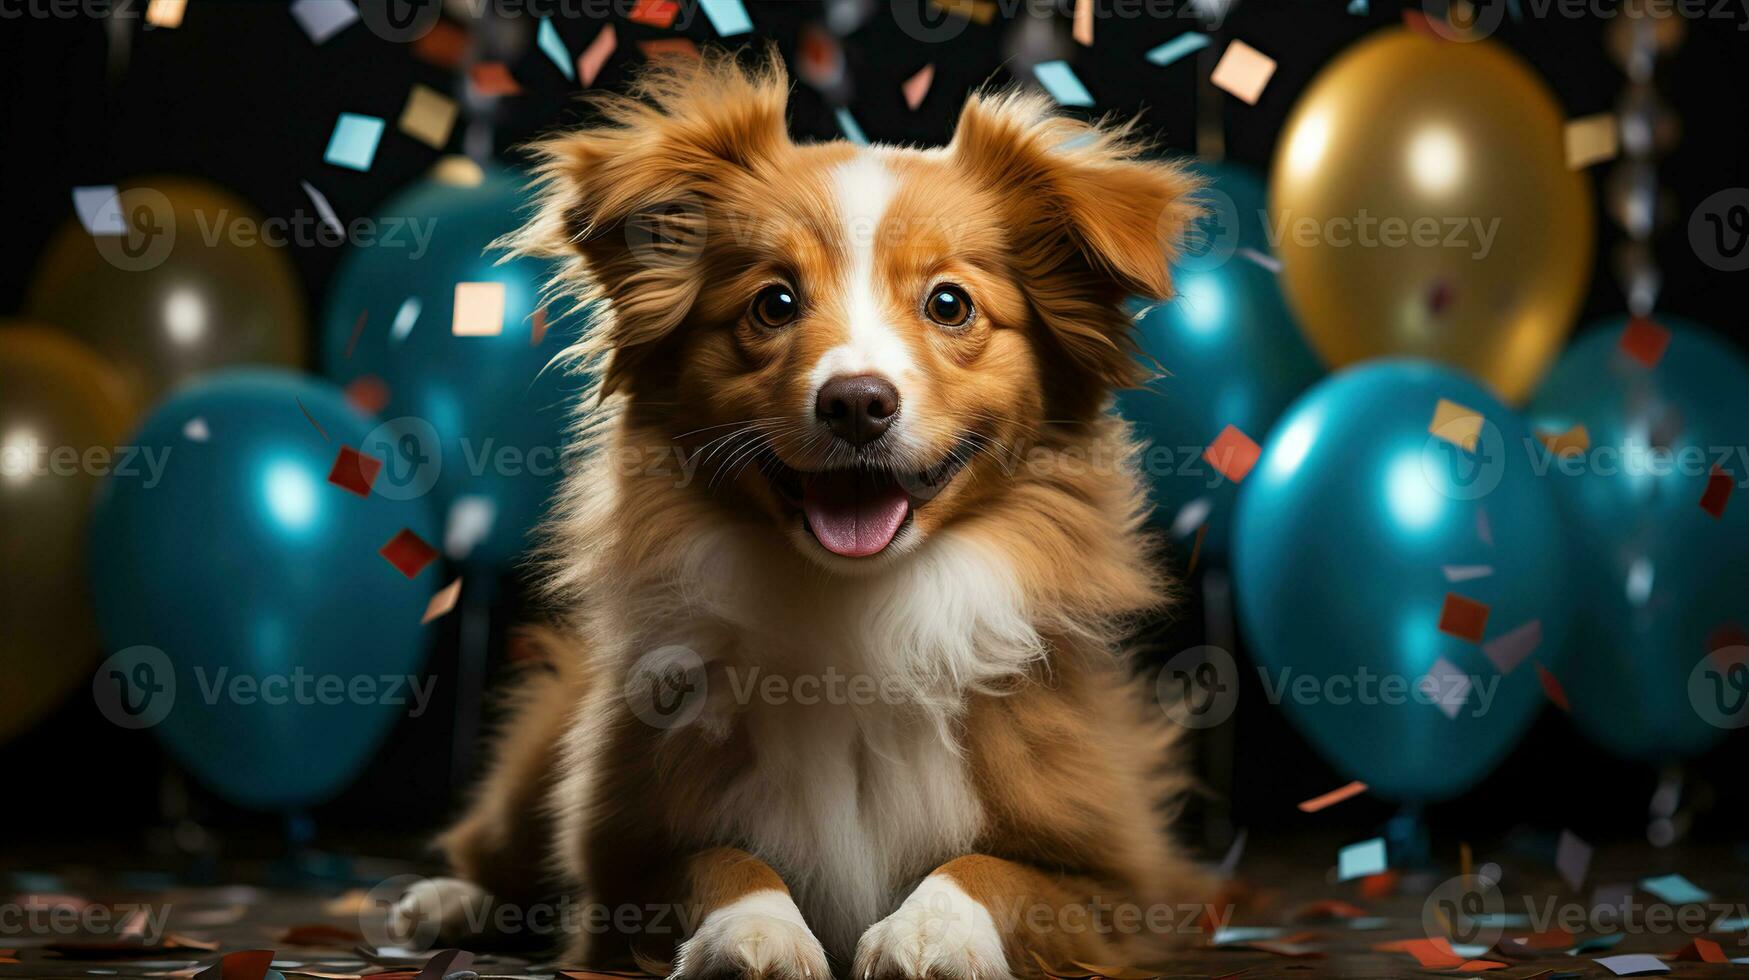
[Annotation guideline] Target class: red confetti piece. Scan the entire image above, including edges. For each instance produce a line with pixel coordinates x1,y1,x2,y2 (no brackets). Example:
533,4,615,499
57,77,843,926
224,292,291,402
345,375,390,417
1538,663,1570,711
1438,593,1490,643
296,397,330,442
639,37,700,60
192,948,274,980
627,0,679,27
343,309,368,359
1298,780,1368,813
327,445,381,498
412,19,467,69
380,528,439,579
469,62,522,97
1673,939,1726,963
1700,465,1733,518
1203,424,1261,484
1619,315,1671,368
530,307,550,346
1358,869,1398,899
1378,937,1461,969
577,23,616,86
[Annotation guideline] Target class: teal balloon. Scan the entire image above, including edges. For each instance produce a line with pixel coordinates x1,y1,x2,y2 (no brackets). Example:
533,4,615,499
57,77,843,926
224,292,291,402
1233,360,1569,801
1116,162,1321,561
89,370,438,810
1526,317,1749,761
322,169,581,569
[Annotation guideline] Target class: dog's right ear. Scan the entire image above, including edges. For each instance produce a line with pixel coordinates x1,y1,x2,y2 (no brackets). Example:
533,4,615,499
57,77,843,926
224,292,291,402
507,51,793,396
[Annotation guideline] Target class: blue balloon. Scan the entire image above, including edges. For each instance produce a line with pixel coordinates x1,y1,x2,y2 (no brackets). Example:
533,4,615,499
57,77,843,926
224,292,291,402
1233,360,1569,801
1116,162,1321,561
89,370,438,810
1526,317,1749,761
322,169,582,569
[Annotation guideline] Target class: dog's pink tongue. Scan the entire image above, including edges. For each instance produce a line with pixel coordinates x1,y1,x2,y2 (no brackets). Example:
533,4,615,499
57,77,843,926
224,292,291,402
803,472,910,558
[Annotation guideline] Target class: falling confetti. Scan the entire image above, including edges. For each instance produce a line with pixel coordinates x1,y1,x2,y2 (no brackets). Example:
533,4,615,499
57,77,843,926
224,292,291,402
391,296,422,343
1210,40,1276,105
1483,619,1541,674
344,375,389,416
1640,873,1710,904
1565,113,1619,170
1538,663,1570,711
902,64,935,110
578,23,617,86
627,0,680,27
1297,781,1368,813
530,306,551,346
1536,423,1590,457
71,185,125,235
1437,592,1490,643
1032,60,1094,107
470,62,522,97
1618,315,1670,367
1203,424,1261,484
290,0,358,43
343,309,368,359
1337,838,1387,881
1441,564,1494,582
1429,397,1483,452
445,495,497,560
700,0,754,35
835,107,869,145
1418,655,1472,719
1699,465,1732,518
182,417,210,442
324,113,385,172
422,577,463,624
326,445,381,498
639,37,701,60
1144,33,1209,67
144,0,186,28
537,16,575,80
453,282,507,337
300,179,344,239
1072,0,1094,45
399,84,459,149
380,528,439,579
929,0,996,24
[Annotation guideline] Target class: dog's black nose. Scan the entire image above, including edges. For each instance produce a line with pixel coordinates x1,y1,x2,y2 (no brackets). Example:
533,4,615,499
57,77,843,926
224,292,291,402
816,374,899,447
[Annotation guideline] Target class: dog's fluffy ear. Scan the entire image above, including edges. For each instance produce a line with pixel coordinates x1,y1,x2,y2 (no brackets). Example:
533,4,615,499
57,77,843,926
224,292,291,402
507,50,792,396
950,91,1200,389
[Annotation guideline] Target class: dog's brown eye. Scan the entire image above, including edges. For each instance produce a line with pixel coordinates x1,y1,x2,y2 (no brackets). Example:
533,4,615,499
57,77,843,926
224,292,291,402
751,284,799,329
925,285,972,328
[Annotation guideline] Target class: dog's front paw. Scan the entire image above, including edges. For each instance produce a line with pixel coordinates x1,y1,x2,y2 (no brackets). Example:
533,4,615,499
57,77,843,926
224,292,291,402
854,876,1010,980
388,876,488,947
671,890,830,980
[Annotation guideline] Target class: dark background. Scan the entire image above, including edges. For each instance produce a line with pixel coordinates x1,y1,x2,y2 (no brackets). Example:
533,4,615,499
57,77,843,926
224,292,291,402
1,0,1745,866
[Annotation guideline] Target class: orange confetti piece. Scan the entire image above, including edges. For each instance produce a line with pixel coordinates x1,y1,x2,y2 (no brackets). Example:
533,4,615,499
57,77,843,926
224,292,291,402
413,19,467,69
627,0,680,27
1619,316,1671,367
469,62,522,97
578,23,616,86
902,63,935,110
639,37,700,60
422,578,463,624
1536,423,1590,457
1674,939,1726,963
1297,780,1368,813
1209,40,1276,105
1203,424,1261,484
1073,0,1094,45
1430,398,1483,452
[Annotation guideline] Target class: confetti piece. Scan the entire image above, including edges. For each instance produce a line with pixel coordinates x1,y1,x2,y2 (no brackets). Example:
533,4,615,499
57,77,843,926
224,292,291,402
412,18,467,68
1237,247,1281,272
144,0,185,27
578,23,616,86
1033,60,1094,107
929,0,996,23
797,23,846,90
1170,497,1212,539
1144,33,1210,67
1538,663,1569,711
1429,397,1484,452
1442,564,1494,582
1210,40,1276,105
343,309,368,360
1640,874,1709,904
1619,315,1670,367
290,0,358,43
380,528,439,579
1418,655,1471,719
1438,592,1489,643
1483,619,1541,674
392,296,422,343
1593,954,1668,976
183,417,209,442
1673,939,1726,963
1536,423,1590,457
470,62,522,96
431,154,485,187
445,495,497,560
1700,466,1733,518
1379,937,1463,969
902,64,935,110
399,84,458,149
1073,0,1094,44
536,17,575,80
639,37,701,60
1347,0,1367,13
344,375,389,417
327,445,381,498
1217,827,1247,877
836,107,869,145
530,306,551,346
297,397,330,442
1298,781,1367,813
1203,424,1261,484
1712,914,1749,933
299,180,344,240
422,578,463,624
1556,830,1591,891
1213,926,1285,945
72,186,125,235
627,0,680,27
1184,522,1209,577
453,282,507,337
700,0,753,35
192,949,274,980
324,113,385,172
1338,838,1386,881
1565,114,1618,170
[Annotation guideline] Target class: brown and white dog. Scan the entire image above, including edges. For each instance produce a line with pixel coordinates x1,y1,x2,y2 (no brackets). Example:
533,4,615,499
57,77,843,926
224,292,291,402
397,51,1212,980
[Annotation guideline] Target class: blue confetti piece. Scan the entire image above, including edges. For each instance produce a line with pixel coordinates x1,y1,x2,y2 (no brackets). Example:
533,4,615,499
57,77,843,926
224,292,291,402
835,107,868,146
1336,837,1387,881
1640,873,1710,905
72,185,125,235
1144,33,1209,67
391,297,422,343
1033,60,1093,106
1347,0,1368,12
699,0,753,35
538,17,575,80
324,112,385,172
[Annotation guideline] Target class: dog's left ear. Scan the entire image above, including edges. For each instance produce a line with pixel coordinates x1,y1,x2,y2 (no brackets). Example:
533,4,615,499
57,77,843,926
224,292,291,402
950,91,1200,388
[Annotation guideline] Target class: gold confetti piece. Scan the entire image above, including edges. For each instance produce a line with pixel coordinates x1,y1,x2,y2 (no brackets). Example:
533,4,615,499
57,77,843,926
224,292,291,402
1429,397,1482,452
929,0,996,24
430,154,485,188
1565,113,1618,170
399,84,458,150
1210,40,1276,105
145,0,186,27
1073,0,1094,45
422,578,462,624
1536,423,1590,457
452,281,507,337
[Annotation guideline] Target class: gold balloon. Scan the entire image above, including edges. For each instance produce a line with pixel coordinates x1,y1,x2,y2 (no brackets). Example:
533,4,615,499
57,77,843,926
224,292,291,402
1270,30,1593,403
0,326,137,744
27,176,306,406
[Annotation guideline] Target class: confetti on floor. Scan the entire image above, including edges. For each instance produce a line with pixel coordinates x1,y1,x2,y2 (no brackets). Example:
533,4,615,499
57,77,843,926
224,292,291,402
1437,592,1489,643
578,23,617,86
399,84,458,149
421,577,463,624
324,113,385,172
1203,424,1262,484
290,0,358,44
452,282,507,337
1594,953,1669,976
700,0,754,36
1429,397,1483,452
902,64,935,109
379,528,439,579
1298,781,1367,813
1640,873,1710,904
1619,315,1670,367
1033,60,1094,107
1337,838,1387,881
1674,939,1727,963
1565,114,1619,170
1144,33,1210,67
1210,40,1276,105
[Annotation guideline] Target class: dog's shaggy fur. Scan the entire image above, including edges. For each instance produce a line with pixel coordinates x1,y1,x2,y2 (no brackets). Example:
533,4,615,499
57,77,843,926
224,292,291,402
407,51,1212,980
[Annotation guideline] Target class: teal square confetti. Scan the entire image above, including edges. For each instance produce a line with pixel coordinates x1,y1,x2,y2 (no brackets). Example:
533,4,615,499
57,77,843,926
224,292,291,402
1337,837,1387,881
700,0,753,35
1640,874,1710,905
324,112,385,172
1033,60,1093,107
1145,34,1209,67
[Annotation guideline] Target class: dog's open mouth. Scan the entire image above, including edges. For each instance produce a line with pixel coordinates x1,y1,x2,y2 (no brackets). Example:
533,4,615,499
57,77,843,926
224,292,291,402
769,447,970,559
